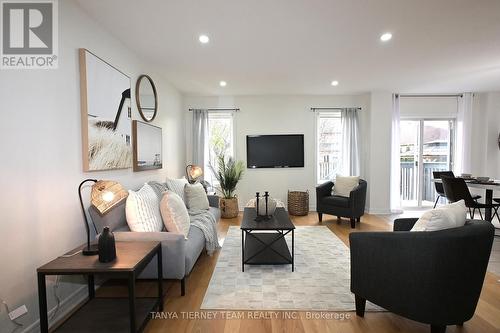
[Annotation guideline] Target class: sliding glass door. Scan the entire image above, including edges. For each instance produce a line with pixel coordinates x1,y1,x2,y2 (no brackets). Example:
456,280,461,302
400,119,454,207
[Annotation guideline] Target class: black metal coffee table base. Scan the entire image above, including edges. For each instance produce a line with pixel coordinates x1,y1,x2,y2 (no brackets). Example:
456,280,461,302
242,230,294,272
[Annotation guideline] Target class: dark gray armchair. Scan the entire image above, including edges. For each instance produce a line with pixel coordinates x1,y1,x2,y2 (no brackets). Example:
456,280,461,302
316,179,367,228
350,218,494,333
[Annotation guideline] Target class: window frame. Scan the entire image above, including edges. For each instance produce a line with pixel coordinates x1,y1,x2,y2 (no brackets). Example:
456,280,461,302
315,110,342,185
204,110,236,186
399,117,456,207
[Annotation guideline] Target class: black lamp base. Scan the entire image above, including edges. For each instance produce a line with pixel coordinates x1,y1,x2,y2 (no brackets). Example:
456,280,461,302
82,244,99,256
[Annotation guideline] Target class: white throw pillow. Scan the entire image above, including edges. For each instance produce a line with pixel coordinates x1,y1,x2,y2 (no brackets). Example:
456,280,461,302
185,183,209,210
165,177,188,201
438,200,467,228
160,191,190,239
125,184,164,232
332,174,360,197
411,200,467,232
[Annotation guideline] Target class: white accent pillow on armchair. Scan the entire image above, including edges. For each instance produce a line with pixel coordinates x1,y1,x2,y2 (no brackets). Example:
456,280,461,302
332,174,360,197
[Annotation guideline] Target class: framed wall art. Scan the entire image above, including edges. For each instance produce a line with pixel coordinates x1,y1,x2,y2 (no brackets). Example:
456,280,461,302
79,48,132,171
132,120,163,171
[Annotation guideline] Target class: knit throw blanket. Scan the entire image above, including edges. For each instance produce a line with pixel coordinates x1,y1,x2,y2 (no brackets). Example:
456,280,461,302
189,209,221,256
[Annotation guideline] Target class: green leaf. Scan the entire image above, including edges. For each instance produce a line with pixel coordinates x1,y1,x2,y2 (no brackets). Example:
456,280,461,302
209,153,245,199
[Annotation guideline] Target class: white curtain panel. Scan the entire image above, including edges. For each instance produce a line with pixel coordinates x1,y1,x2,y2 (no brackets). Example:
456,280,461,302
341,108,360,176
390,94,403,213
455,93,474,175
192,110,208,175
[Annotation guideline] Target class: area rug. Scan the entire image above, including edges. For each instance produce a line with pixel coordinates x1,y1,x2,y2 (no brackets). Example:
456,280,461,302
201,226,383,311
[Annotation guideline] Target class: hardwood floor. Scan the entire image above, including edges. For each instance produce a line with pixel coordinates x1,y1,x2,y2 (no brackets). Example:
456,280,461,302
99,212,500,333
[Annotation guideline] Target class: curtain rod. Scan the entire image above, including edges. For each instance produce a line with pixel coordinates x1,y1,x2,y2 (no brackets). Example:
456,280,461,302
188,108,240,112
310,107,362,111
398,94,463,98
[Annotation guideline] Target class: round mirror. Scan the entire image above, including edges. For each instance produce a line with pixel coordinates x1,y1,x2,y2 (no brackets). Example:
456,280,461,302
135,74,158,122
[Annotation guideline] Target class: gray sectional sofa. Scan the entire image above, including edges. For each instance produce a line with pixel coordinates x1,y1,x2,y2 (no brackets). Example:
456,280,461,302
88,191,220,296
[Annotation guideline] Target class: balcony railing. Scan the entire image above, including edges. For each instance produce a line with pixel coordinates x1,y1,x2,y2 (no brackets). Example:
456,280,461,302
400,162,448,202
319,160,447,203
319,159,340,182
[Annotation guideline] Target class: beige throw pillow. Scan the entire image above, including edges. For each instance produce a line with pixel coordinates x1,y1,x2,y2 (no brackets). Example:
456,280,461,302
184,183,209,210
160,191,190,239
332,175,360,197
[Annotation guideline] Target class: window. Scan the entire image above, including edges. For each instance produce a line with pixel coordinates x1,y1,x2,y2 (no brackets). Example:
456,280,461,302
316,111,342,184
205,111,234,186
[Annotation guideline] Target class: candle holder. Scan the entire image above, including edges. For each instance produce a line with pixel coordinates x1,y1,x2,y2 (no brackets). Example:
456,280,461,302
254,191,272,221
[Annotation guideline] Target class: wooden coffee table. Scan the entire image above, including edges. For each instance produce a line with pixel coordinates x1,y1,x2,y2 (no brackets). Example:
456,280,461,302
240,207,295,272
37,241,163,333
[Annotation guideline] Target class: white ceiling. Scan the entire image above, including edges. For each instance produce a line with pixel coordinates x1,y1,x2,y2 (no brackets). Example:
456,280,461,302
76,0,500,95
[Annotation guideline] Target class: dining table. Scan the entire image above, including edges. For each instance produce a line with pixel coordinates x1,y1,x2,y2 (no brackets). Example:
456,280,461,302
433,178,500,221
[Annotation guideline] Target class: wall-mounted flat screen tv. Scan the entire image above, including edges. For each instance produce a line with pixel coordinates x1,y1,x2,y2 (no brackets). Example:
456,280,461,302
246,134,304,168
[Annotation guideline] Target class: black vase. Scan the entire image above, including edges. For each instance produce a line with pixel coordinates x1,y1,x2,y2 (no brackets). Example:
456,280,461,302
98,227,116,263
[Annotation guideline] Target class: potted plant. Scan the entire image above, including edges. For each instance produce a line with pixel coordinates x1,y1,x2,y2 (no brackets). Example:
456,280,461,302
211,154,244,218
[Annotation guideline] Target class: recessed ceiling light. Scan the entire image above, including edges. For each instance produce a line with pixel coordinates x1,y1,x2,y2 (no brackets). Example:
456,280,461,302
219,81,227,87
380,33,392,42
331,80,339,86
199,34,210,44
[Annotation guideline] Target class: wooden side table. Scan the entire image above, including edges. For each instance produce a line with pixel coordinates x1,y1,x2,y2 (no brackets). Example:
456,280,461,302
37,241,163,333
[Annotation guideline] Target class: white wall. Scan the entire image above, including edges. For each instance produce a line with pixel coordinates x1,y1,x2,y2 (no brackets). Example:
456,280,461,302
471,92,500,179
365,92,393,214
400,96,458,119
0,1,185,331
184,94,372,211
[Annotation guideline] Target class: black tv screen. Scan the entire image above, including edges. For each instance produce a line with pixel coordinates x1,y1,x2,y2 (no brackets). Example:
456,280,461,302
246,134,304,168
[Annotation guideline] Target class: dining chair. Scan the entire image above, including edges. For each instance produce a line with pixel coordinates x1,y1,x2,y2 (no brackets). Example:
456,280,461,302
432,171,455,208
492,199,500,237
494,199,500,221
432,171,481,208
442,177,500,221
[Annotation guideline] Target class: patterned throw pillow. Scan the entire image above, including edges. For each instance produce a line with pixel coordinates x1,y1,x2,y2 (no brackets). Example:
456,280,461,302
165,177,188,201
147,181,169,200
125,183,164,232
160,191,190,239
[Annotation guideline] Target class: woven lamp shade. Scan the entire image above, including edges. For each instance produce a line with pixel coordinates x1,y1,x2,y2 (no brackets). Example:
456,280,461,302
186,164,203,183
91,180,128,215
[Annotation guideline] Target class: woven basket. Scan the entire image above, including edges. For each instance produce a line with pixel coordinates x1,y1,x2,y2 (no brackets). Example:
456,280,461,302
287,190,309,216
220,197,239,218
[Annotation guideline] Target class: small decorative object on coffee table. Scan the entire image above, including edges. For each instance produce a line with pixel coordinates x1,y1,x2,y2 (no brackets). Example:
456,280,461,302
254,191,277,221
288,190,309,216
241,207,295,272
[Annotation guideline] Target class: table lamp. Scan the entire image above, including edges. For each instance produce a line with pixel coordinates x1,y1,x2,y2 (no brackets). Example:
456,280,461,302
186,164,203,184
78,179,128,256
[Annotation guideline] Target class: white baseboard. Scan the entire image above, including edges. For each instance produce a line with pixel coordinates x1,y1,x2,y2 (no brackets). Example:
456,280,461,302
367,208,392,215
22,282,97,333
